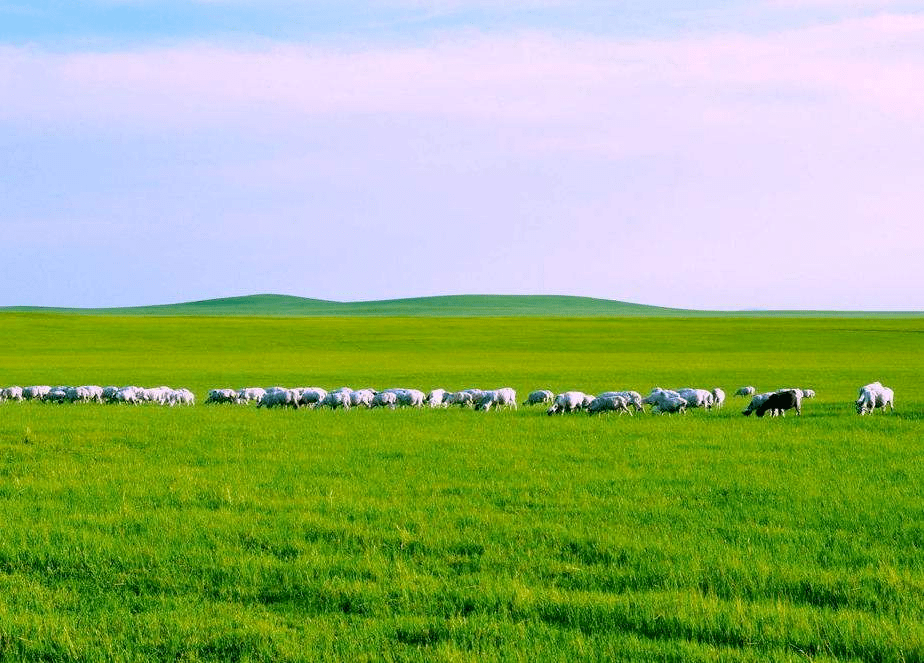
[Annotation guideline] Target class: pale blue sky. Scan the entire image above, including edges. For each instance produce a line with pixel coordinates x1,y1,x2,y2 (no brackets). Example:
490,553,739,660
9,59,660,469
2,1,923,309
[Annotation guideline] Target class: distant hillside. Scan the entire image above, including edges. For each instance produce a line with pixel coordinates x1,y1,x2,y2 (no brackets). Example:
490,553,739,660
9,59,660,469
1,294,921,317
0,294,685,317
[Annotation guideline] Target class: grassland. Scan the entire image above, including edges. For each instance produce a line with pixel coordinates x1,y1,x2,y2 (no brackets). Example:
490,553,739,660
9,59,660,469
1,313,924,661
3,293,923,317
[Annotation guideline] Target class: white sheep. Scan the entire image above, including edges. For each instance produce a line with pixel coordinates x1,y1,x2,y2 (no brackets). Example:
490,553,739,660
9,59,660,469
426,389,449,407
1,386,24,402
523,389,554,406
298,387,328,408
205,388,239,405
547,391,589,415
856,382,894,415
258,387,300,409
371,391,398,409
23,386,51,401
475,387,517,412
597,390,644,413
587,395,632,416
349,389,376,408
237,387,266,404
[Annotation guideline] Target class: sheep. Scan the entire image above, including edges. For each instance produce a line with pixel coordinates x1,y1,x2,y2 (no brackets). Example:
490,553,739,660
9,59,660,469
167,388,195,406
298,387,328,408
237,387,266,404
258,387,300,409
742,392,774,416
711,388,726,408
349,388,377,408
642,388,687,414
1,386,23,402
205,388,239,405
676,388,715,409
445,391,476,407
642,388,679,409
377,388,425,408
112,386,141,404
587,394,632,416
44,387,69,403
547,391,589,415
523,389,554,406
475,387,517,412
597,390,645,413
64,385,103,403
320,391,351,409
140,386,174,405
735,386,756,397
754,390,802,417
371,391,398,409
803,389,816,399
856,382,894,415
653,396,687,414
395,388,426,408
23,386,51,401
426,389,449,407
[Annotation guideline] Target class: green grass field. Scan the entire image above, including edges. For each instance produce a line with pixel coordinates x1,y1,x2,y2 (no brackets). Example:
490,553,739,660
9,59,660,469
1,312,923,661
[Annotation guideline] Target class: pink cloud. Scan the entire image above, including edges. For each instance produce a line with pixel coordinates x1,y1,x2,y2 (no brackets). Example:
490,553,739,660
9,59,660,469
2,13,922,134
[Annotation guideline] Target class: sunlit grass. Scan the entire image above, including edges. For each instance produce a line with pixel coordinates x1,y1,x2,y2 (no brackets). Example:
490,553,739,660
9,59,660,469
1,314,923,661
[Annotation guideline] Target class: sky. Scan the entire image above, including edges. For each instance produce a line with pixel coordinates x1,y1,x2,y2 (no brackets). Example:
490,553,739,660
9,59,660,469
2,1,923,310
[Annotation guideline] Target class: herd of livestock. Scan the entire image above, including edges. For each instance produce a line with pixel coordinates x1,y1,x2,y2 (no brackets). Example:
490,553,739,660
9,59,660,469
0,382,896,416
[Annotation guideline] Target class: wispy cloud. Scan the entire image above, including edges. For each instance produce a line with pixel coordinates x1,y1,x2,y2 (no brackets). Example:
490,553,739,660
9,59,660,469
3,13,924,308
3,14,923,131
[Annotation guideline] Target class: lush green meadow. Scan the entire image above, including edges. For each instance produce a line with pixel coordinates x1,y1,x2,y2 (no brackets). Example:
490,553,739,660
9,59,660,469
1,313,924,661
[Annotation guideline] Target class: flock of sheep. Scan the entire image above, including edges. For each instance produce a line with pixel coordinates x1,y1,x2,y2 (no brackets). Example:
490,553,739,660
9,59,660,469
0,382,895,416
0,385,194,406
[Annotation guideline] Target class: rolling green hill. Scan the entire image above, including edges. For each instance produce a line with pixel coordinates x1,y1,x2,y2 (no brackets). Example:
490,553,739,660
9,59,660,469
0,293,920,317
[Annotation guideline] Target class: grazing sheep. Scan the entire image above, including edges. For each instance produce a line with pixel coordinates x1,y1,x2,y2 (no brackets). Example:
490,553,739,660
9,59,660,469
742,393,775,416
349,388,377,408
446,391,475,407
298,387,328,408
23,386,51,401
754,390,802,417
598,391,644,413
587,395,632,416
642,388,680,411
1,386,24,402
237,387,266,404
426,389,449,407
475,387,517,412
258,387,300,409
371,391,398,409
523,389,554,406
711,388,726,408
320,390,352,409
395,388,426,408
112,386,142,405
735,386,756,397
205,388,240,405
676,388,714,409
856,382,894,415
652,396,687,414
547,391,590,415
44,387,69,403
168,388,196,406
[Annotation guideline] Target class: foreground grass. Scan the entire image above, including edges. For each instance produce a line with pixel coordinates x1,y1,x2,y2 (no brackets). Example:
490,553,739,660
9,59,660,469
1,314,923,661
